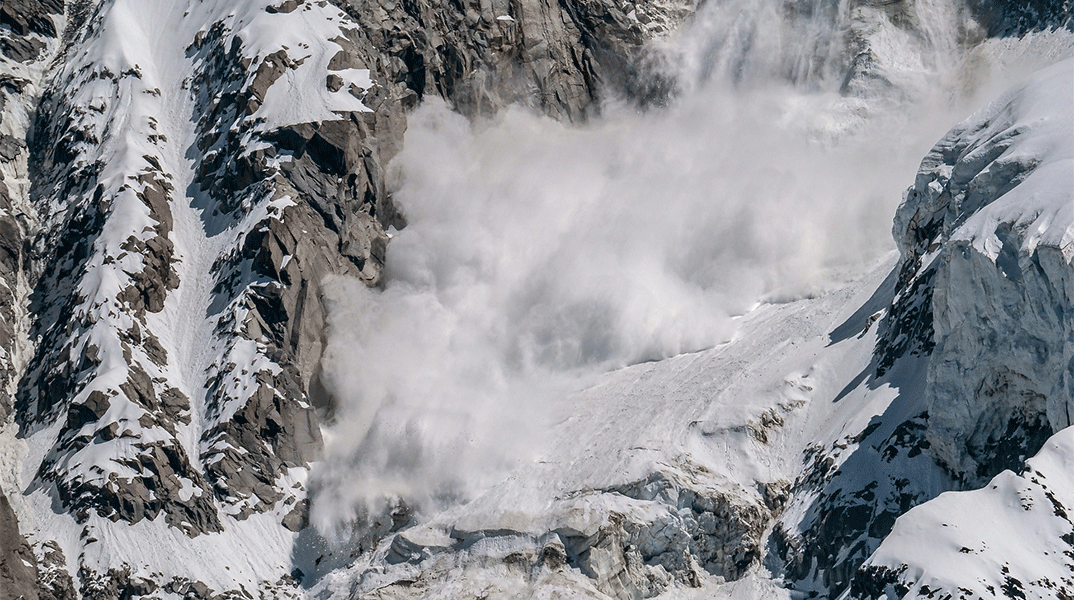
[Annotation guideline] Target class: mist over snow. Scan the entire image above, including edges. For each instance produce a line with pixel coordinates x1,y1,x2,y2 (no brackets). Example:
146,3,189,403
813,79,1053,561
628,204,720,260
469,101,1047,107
307,0,1074,534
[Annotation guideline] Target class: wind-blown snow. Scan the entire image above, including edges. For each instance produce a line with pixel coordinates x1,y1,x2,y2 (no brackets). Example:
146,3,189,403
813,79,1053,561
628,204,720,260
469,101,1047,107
2,0,1071,595
312,0,1074,531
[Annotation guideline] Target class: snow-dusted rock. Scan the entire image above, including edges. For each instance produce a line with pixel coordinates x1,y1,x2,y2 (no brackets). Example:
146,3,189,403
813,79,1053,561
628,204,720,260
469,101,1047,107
0,0,700,595
886,57,1073,484
775,53,1074,599
833,52,1074,600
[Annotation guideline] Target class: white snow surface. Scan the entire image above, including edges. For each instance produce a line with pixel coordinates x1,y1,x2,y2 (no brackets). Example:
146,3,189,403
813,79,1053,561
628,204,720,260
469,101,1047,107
9,0,375,592
309,253,906,598
840,56,1074,600
946,58,1074,259
859,426,1074,599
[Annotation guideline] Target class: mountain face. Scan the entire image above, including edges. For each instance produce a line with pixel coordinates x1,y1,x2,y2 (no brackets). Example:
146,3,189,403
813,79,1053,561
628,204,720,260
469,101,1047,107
0,0,695,596
0,0,1070,599
848,56,1074,600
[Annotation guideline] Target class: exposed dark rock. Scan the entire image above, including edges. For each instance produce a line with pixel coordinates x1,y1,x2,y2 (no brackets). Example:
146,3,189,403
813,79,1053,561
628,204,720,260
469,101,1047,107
79,565,158,600
0,0,62,432
37,541,76,600
848,564,910,600
267,0,303,15
966,0,1073,35
0,34,45,63
0,134,24,161
0,0,63,38
774,413,951,598
282,499,309,532
328,0,687,121
0,487,39,600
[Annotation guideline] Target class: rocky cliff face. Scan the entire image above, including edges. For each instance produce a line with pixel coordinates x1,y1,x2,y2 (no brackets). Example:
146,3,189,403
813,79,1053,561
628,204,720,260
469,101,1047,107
838,57,1073,598
328,0,691,121
1,488,39,600
775,52,1074,599
889,57,1073,484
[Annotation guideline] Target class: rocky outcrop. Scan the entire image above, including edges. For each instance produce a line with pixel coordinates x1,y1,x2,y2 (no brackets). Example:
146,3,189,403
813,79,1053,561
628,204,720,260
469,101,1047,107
0,486,39,600
967,0,1073,35
328,0,692,121
773,410,957,597
182,9,381,521
0,0,63,39
883,57,1073,485
0,3,64,597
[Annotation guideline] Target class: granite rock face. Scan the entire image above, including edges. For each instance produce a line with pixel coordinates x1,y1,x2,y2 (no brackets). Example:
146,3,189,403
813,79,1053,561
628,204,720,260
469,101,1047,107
0,487,39,600
328,0,691,121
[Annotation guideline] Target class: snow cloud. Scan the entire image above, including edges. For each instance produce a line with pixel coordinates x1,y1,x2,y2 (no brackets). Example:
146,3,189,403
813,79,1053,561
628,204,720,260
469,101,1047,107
306,0,1070,534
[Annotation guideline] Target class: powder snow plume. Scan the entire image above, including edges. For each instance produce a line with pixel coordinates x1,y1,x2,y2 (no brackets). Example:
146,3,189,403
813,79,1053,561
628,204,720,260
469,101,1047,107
307,0,1070,533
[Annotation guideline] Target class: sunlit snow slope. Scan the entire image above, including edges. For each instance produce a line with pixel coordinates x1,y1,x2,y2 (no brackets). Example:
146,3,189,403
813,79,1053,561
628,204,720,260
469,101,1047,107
849,55,1074,600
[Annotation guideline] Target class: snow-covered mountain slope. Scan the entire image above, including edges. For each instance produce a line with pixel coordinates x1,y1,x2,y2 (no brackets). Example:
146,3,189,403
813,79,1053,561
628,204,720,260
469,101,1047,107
852,427,1074,600
306,253,908,599
8,0,386,594
0,0,698,596
304,50,1073,600
847,54,1074,600
296,53,1074,600
0,0,1070,598
888,55,1074,486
